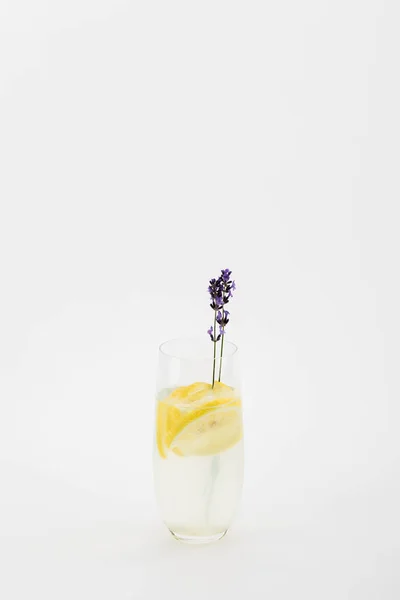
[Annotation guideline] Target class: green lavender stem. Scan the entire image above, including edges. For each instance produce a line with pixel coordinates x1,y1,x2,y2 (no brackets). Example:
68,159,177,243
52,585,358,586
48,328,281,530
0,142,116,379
212,310,217,388
218,332,224,382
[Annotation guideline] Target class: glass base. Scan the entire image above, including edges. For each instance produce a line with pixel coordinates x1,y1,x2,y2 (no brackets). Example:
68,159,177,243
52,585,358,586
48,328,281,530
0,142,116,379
169,529,228,544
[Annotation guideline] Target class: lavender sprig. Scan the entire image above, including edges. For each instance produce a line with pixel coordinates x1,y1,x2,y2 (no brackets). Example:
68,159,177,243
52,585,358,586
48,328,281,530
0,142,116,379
207,269,236,386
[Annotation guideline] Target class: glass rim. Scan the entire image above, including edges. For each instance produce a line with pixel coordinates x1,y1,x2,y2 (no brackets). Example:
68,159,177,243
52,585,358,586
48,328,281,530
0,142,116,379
159,336,239,360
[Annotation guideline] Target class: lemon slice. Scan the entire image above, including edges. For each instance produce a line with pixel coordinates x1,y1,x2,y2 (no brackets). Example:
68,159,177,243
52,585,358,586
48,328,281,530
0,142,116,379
156,381,241,458
169,406,242,457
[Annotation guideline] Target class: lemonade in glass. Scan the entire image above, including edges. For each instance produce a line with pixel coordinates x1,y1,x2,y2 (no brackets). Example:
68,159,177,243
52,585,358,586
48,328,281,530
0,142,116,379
153,337,243,544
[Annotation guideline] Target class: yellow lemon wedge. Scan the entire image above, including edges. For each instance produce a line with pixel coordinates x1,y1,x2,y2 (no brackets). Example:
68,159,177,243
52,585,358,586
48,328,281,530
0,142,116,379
170,406,242,457
156,381,241,458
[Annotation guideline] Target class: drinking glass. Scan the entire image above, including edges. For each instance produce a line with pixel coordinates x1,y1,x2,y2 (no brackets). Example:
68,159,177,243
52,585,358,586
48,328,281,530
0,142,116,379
153,337,244,544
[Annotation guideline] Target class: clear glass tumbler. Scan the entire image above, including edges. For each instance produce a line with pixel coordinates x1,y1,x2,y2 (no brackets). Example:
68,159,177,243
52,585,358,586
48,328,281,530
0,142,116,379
153,337,244,544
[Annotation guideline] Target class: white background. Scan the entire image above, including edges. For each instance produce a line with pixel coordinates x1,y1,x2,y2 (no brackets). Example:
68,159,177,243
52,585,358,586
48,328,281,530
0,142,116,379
1,0,399,598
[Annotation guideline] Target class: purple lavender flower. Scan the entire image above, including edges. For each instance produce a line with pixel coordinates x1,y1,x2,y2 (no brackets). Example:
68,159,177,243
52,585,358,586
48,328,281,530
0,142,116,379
207,279,217,295
208,324,221,343
221,269,232,282
216,309,230,327
210,295,224,311
208,277,225,310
